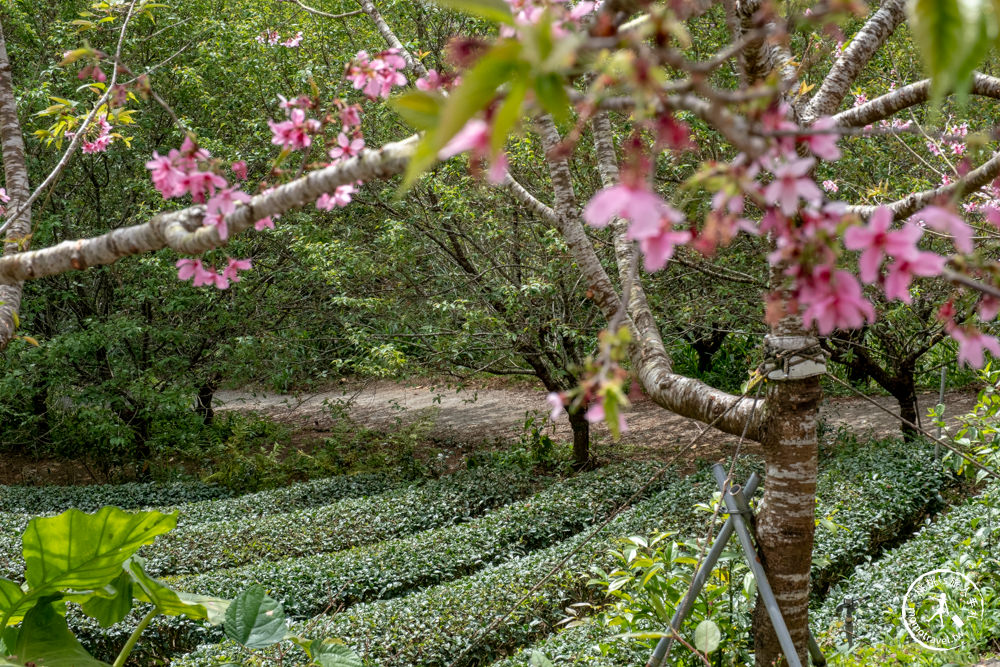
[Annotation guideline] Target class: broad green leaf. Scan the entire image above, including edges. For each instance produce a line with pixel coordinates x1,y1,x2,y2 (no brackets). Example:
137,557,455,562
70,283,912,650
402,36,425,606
12,600,110,667
129,558,222,622
403,40,524,191
390,91,443,131
0,578,24,621
490,75,529,153
693,619,721,653
80,570,133,628
292,638,363,666
22,507,177,594
533,73,571,124
529,651,555,667
432,0,513,24
908,0,996,110
223,584,286,649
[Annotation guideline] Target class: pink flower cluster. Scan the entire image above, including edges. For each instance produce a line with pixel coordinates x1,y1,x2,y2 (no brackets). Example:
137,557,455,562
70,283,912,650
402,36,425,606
438,118,508,184
176,257,251,289
346,49,407,100
0,187,9,217
256,31,303,47
500,0,600,39
268,108,321,151
81,116,114,154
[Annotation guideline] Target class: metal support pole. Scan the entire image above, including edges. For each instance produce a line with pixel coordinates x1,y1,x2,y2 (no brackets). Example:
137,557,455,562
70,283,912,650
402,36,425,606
646,472,761,667
712,464,803,667
936,366,946,459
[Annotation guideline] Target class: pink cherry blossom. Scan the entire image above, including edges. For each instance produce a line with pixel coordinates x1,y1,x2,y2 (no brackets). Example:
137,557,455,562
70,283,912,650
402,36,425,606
268,108,321,151
231,161,248,180
844,206,924,283
763,157,822,215
438,119,508,184
883,251,947,303
584,401,604,423
176,258,225,288
329,133,365,161
546,392,565,421
340,104,362,131
183,170,228,204
583,183,674,229
346,49,408,99
282,31,303,47
911,205,974,253
800,267,875,335
0,188,9,204
636,227,692,271
254,216,275,231
204,188,251,240
979,295,1000,321
222,257,252,283
145,152,188,198
949,325,1000,368
316,184,357,210
416,70,443,91
822,180,838,193
803,117,841,161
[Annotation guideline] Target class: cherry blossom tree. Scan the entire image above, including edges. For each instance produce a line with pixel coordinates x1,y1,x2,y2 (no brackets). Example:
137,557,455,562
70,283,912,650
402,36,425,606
3,0,1000,663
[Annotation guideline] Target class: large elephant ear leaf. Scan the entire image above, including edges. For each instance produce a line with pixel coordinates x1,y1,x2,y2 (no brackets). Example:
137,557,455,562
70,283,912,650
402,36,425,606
223,584,286,648
11,599,110,666
22,507,177,594
79,570,134,628
0,578,25,624
129,558,227,623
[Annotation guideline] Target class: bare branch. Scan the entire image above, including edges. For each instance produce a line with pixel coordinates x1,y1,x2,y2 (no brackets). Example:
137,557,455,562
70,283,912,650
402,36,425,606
354,0,427,75
284,0,362,20
803,0,907,122
848,150,1000,218
0,135,419,286
832,73,1000,128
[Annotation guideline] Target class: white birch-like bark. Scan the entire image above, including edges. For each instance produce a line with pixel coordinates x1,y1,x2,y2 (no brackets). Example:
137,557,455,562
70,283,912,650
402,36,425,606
833,73,1000,128
0,23,31,348
802,0,908,122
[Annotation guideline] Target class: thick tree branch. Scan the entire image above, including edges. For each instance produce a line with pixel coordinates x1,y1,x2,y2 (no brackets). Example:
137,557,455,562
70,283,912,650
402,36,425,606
832,73,1000,128
802,0,907,122
849,149,1000,219
355,0,427,75
0,135,419,286
0,22,30,348
589,111,763,440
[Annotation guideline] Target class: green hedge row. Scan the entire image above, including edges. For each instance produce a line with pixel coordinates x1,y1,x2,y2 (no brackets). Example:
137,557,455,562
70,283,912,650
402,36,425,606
490,623,649,666
814,480,1000,644
77,462,685,661
169,463,745,667
810,438,950,596
0,470,402,580
139,465,544,577
0,479,235,514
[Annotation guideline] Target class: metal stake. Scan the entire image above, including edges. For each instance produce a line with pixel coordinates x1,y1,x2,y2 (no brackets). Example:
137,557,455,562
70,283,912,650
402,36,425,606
647,466,825,667
646,472,761,667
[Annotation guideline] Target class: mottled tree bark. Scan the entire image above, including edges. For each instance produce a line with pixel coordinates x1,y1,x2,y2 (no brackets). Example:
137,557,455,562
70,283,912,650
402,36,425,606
0,22,31,349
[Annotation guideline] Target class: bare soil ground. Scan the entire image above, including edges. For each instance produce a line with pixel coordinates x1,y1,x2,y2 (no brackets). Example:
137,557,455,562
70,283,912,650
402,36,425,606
215,381,980,468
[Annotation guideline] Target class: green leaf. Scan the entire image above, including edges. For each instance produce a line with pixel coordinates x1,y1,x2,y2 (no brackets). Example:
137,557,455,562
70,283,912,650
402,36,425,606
490,75,528,153
223,584,286,649
80,570,133,628
293,638,363,667
402,41,524,191
22,507,177,594
12,600,110,666
129,558,225,622
908,0,997,110
693,619,721,653
0,578,24,622
529,651,555,667
533,73,571,124
390,91,443,131
431,0,513,24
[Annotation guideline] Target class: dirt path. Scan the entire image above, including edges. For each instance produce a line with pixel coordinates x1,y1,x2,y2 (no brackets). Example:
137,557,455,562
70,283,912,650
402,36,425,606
216,381,980,465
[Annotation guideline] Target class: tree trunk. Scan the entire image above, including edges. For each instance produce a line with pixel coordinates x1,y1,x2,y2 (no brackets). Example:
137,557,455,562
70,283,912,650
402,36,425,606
567,406,590,470
195,382,217,426
891,369,919,441
0,21,32,350
753,329,823,665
